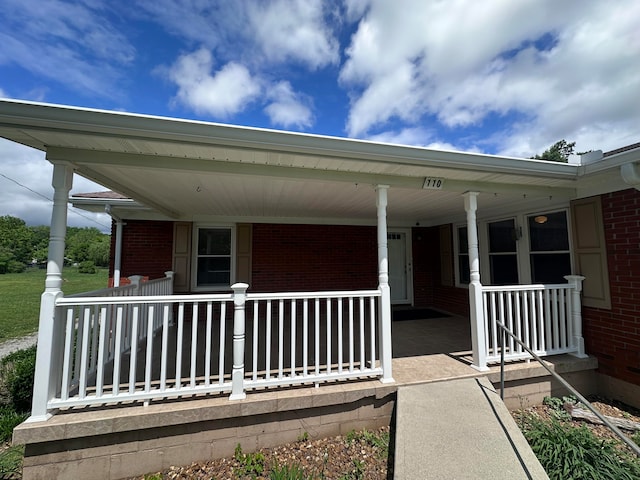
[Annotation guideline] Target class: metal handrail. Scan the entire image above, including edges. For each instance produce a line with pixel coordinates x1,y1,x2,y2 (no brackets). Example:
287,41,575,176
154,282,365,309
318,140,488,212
497,320,640,457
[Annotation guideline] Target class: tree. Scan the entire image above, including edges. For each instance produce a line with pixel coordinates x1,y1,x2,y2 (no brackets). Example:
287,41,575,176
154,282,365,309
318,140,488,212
0,216,34,265
532,140,576,163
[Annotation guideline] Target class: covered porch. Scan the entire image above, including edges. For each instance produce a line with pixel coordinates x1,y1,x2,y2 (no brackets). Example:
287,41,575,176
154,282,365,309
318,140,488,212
0,100,591,422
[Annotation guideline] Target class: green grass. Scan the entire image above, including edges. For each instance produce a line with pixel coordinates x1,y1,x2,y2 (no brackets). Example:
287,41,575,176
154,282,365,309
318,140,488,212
0,444,24,478
0,267,108,341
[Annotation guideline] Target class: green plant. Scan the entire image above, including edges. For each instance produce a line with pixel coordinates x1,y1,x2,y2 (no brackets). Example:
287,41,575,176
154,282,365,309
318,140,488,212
297,431,309,442
234,443,266,477
0,406,28,443
633,431,640,447
338,459,365,480
344,428,390,459
0,444,24,479
542,395,576,421
269,461,309,479
520,413,640,479
78,260,97,274
0,346,36,413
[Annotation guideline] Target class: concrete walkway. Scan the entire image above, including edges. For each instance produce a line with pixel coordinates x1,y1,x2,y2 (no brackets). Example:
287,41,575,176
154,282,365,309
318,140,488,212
393,377,549,479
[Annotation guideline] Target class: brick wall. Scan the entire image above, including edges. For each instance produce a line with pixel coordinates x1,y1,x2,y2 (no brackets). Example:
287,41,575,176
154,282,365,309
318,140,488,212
583,189,640,386
412,226,470,316
109,220,173,280
251,224,378,292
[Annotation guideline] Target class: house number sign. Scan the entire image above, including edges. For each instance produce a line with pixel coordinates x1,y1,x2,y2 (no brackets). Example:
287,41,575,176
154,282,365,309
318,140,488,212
423,177,445,190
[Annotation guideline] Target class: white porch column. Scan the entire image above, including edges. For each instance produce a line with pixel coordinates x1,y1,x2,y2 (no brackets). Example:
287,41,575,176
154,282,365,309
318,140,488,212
113,220,124,287
230,282,249,400
376,185,394,383
29,164,73,421
565,275,588,358
463,192,489,371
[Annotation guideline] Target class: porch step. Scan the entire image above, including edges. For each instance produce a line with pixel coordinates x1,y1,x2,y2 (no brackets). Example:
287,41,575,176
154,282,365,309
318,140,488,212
393,377,549,479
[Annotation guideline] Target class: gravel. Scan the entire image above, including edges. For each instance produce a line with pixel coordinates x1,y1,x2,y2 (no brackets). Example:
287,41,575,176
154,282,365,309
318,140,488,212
0,333,38,361
126,426,391,480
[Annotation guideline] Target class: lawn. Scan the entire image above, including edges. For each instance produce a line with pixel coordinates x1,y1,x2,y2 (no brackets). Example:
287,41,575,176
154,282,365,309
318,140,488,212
0,267,108,342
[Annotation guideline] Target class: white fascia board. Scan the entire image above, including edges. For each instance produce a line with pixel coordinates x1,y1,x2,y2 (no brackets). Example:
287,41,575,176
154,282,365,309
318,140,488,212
581,146,640,175
0,98,578,179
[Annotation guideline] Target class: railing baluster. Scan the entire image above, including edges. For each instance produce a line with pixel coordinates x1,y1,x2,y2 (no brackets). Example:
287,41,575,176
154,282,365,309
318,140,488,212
160,305,169,391
205,302,212,386
112,306,124,395
251,301,259,382
61,308,75,401
96,306,108,397
348,297,354,373
175,303,184,390
290,299,296,377
337,298,343,374
359,297,365,371
128,305,139,394
302,299,308,377
369,296,376,369
314,299,320,377
144,305,154,393
218,302,227,386
266,300,272,380
278,299,284,379
552,289,559,350
190,303,199,388
559,289,567,349
326,298,332,374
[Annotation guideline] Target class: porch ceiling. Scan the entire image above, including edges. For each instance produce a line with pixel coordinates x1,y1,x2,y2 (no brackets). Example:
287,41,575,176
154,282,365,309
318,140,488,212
0,99,633,226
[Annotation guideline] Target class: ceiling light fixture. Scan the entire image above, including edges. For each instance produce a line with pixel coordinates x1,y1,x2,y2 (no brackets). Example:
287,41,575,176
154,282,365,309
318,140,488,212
534,215,548,224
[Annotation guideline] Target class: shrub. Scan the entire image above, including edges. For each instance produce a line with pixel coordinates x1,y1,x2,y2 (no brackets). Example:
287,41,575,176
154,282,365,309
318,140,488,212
6,261,26,274
78,260,97,274
0,346,36,413
0,406,28,443
521,413,640,479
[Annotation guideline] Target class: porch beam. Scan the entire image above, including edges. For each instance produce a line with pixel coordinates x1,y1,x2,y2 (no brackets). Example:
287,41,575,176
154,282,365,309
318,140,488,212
464,191,489,372
376,185,394,383
29,163,73,421
47,147,577,199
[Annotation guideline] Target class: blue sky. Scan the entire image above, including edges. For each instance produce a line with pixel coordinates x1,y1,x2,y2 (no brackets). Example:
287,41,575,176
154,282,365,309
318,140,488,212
1,0,640,230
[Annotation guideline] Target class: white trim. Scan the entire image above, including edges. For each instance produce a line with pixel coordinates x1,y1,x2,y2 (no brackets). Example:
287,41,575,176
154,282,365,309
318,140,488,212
388,228,414,305
190,224,237,292
455,207,573,287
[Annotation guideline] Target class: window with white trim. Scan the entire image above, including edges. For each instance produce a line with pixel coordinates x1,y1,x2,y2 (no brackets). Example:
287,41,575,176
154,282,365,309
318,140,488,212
527,211,571,284
193,226,235,290
454,209,572,286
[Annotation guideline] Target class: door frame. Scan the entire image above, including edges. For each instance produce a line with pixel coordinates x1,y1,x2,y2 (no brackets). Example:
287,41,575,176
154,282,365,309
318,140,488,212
388,228,414,305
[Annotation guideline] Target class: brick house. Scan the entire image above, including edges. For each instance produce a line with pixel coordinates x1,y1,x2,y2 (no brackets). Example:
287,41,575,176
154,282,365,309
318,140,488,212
1,99,639,477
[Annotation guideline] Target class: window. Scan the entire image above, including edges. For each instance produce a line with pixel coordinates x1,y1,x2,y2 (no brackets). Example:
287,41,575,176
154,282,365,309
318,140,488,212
488,219,519,285
528,211,571,284
454,209,572,287
194,227,234,289
456,226,470,285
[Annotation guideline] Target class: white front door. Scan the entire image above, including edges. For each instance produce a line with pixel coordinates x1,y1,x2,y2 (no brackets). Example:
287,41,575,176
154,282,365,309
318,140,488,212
388,230,412,304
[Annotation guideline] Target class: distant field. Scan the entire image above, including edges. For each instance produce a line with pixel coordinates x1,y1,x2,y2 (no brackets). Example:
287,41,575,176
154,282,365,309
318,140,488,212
0,267,108,341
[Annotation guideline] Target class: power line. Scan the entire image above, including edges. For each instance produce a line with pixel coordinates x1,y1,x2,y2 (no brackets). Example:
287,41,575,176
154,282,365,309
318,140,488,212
0,172,111,229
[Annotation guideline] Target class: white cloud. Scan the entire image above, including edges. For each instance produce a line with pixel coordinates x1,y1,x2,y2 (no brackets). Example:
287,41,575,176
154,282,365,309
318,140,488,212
365,127,434,147
0,140,110,230
246,0,339,69
0,0,135,99
137,0,339,70
340,0,640,155
264,82,314,129
168,48,261,118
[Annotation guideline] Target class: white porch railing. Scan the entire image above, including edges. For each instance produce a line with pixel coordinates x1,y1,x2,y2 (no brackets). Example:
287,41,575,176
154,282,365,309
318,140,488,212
48,284,383,410
481,275,586,364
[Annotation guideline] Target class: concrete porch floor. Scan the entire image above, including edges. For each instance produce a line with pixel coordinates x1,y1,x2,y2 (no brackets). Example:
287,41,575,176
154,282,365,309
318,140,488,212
14,310,598,480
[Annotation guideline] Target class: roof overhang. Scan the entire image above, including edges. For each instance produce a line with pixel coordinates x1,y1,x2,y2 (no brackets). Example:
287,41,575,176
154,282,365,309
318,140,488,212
0,98,637,226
